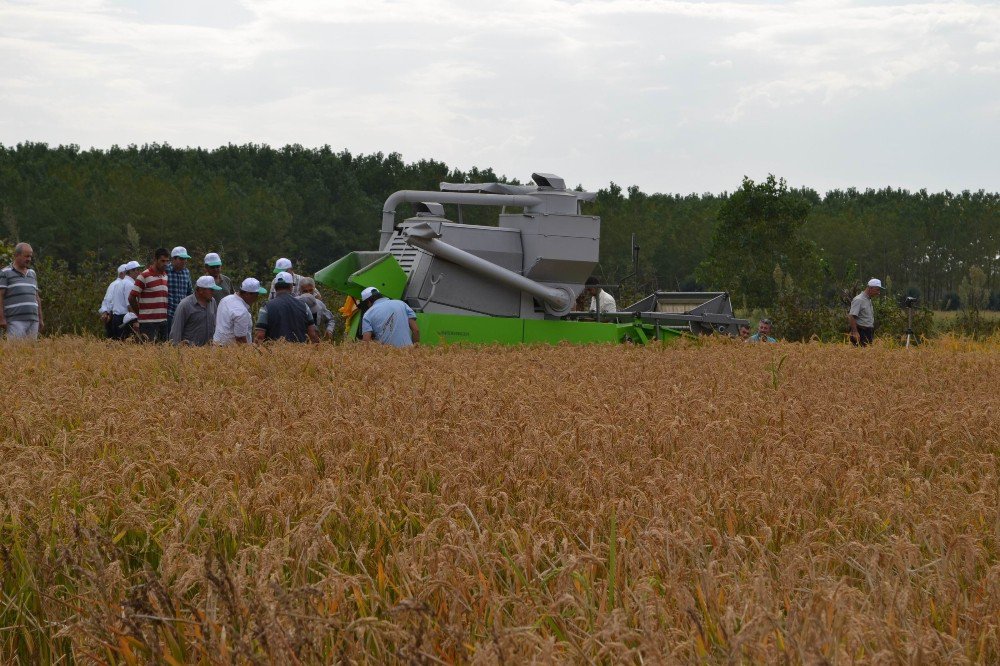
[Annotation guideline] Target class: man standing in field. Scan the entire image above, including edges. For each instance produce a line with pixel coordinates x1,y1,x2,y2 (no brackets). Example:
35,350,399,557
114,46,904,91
360,286,419,347
297,277,336,337
255,271,320,343
109,261,141,339
166,246,193,332
202,252,233,303
99,264,126,338
214,278,267,345
268,257,301,299
170,275,221,346
129,248,171,342
0,242,43,340
848,278,882,346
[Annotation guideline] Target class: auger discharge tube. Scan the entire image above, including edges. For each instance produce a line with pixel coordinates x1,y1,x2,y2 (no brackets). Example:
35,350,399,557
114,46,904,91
403,223,573,315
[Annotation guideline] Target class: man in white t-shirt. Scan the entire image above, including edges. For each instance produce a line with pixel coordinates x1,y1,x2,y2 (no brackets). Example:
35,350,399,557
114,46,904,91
214,278,267,345
584,277,617,315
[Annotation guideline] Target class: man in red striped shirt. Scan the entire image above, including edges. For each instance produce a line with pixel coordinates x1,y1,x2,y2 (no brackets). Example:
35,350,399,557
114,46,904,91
128,248,171,342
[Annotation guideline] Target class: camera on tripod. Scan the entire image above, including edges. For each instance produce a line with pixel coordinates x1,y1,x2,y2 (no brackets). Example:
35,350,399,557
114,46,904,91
903,296,918,308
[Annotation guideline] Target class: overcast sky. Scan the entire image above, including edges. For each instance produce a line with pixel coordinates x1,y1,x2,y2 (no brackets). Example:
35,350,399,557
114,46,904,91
1,0,997,194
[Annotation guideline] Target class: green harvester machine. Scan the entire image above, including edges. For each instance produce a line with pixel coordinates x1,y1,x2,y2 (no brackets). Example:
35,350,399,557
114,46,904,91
315,173,747,345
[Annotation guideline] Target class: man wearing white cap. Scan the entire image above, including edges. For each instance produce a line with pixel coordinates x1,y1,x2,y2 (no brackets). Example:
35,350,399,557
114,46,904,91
848,278,882,346
99,264,127,338
110,261,142,339
255,271,319,343
202,252,233,304
166,246,193,333
170,275,221,346
360,286,419,347
268,257,301,300
214,278,267,346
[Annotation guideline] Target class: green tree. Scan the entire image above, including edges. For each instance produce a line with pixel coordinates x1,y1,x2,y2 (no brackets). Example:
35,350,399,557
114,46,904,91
696,175,820,308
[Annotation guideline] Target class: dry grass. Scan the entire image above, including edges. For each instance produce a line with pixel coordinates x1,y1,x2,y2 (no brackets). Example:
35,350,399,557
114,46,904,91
1,337,999,664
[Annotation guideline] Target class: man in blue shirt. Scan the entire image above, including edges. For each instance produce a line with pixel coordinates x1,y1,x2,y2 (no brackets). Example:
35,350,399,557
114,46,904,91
166,246,193,332
748,317,777,343
360,287,419,347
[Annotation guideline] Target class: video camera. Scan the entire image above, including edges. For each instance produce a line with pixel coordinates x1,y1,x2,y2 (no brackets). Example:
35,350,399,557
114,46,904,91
903,296,918,308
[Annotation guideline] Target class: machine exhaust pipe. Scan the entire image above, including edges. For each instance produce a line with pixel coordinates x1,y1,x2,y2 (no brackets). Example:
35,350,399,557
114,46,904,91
403,223,574,316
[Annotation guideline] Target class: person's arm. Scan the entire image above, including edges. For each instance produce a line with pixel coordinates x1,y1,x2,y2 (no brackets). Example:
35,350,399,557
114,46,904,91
408,317,420,343
254,306,268,343
36,290,43,332
128,277,142,315
0,273,7,328
168,301,185,345
847,298,861,342
362,331,373,342
99,282,115,319
306,324,320,343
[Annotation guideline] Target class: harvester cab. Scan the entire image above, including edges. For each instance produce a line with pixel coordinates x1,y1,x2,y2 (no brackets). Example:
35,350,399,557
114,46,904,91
315,173,748,345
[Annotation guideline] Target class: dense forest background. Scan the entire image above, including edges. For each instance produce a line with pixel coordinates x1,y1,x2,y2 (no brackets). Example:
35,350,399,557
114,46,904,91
1,142,998,335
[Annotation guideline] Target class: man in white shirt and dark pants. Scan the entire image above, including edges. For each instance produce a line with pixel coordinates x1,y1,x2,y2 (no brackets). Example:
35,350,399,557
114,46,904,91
99,264,126,338
109,261,141,339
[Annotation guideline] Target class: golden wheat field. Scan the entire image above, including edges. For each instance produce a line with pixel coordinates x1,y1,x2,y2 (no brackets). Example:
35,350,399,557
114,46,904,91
1,337,999,664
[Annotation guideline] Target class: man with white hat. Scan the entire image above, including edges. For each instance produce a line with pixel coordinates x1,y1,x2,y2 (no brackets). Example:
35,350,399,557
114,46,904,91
202,252,233,304
359,286,419,347
214,278,267,346
169,275,221,346
99,264,127,338
166,246,193,332
255,271,319,343
848,278,882,346
110,261,142,339
268,257,300,299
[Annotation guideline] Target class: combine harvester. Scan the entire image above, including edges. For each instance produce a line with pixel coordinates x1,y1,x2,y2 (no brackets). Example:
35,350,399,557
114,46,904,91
315,173,747,345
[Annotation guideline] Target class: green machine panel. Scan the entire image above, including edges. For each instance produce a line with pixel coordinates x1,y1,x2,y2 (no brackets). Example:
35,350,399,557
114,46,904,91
416,313,523,345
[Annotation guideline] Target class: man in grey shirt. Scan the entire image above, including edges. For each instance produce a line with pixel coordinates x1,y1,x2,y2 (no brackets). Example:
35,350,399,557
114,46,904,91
169,275,221,346
848,278,881,346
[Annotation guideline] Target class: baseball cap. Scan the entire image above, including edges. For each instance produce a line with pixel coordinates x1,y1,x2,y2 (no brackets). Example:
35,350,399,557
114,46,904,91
273,257,293,274
196,275,222,291
360,286,380,301
867,278,883,289
124,260,141,271
274,271,294,286
122,312,138,326
116,263,127,275
171,246,191,259
240,277,268,295
204,252,222,266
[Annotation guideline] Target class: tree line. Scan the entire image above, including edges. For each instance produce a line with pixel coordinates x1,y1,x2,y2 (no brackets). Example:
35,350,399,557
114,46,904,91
2,143,998,318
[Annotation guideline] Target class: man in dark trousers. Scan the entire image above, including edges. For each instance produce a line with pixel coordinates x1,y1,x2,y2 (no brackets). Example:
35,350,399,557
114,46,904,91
254,271,320,343
848,278,882,346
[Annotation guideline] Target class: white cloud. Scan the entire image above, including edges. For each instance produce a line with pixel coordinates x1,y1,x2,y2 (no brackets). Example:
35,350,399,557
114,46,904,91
0,0,998,193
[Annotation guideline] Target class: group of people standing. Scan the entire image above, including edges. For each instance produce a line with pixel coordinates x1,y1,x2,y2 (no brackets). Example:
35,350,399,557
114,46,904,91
98,246,335,346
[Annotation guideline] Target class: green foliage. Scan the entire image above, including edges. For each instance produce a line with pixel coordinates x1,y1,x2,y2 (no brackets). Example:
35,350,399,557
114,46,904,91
696,175,821,309
1,144,998,340
951,266,1000,338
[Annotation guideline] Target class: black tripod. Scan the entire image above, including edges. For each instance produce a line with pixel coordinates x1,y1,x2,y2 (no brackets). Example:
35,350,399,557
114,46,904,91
904,302,916,348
